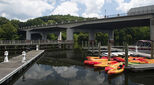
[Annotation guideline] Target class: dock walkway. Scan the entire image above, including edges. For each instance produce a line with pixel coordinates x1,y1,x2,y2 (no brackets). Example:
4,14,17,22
126,64,154,71
0,50,44,84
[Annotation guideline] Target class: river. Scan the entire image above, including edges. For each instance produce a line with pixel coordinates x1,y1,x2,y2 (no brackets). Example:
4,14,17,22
1,49,154,85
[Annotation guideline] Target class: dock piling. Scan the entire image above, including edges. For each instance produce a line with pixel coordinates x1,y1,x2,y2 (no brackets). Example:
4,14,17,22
98,42,101,57
4,51,9,62
22,51,26,63
108,42,111,61
36,45,39,51
125,43,128,67
151,41,154,58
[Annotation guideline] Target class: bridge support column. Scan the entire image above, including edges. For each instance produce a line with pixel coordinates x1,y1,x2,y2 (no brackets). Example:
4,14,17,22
58,32,62,41
66,28,74,41
66,28,74,49
41,33,47,40
89,31,95,42
26,31,31,40
108,30,114,45
150,18,154,41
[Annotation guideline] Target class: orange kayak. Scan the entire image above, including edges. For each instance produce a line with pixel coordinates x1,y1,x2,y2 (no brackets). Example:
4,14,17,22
108,65,125,75
105,62,123,72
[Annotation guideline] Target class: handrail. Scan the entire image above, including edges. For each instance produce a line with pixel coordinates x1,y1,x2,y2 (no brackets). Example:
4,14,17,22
0,40,74,45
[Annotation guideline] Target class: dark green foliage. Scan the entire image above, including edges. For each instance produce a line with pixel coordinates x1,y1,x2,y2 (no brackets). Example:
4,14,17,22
0,22,19,40
0,17,9,25
114,27,150,45
96,32,108,45
10,19,20,29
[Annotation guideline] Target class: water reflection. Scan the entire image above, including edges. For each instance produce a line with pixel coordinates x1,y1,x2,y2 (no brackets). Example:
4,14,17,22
53,66,78,79
12,50,154,85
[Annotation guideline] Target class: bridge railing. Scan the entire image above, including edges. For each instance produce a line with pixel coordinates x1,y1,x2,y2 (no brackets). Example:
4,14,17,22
0,40,74,45
19,9,154,30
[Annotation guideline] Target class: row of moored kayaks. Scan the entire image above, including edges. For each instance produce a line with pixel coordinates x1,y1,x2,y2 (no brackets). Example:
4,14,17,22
84,56,154,75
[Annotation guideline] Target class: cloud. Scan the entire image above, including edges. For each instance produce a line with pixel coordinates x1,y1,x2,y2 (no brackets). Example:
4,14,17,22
52,1,79,16
52,0,105,18
115,0,154,12
53,66,78,78
71,0,105,18
0,0,54,21
25,64,53,80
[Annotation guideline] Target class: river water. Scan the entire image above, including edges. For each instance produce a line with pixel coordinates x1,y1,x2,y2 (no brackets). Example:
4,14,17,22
2,49,154,85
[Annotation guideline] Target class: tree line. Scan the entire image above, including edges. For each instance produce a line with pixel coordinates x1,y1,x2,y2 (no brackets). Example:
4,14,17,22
0,15,150,45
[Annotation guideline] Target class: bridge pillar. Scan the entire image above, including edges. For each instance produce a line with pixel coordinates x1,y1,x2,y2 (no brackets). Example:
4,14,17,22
108,30,114,44
26,31,31,40
41,33,47,40
150,18,154,41
89,31,95,41
66,28,74,41
58,32,62,41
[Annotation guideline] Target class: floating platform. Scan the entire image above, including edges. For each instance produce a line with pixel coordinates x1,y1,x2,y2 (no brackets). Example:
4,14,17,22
0,50,44,84
126,64,154,71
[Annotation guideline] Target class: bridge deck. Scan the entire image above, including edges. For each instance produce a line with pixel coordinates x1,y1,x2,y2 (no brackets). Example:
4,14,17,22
0,50,44,84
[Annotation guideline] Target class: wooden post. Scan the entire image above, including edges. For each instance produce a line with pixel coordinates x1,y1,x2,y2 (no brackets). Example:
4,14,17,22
98,42,101,57
82,41,84,49
151,41,154,58
125,43,128,67
108,42,111,61
92,41,94,55
88,41,90,51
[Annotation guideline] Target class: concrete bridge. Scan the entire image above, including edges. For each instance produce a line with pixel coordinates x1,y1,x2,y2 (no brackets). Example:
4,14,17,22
19,5,154,42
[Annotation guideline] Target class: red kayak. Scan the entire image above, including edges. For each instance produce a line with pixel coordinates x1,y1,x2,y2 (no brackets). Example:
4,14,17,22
113,57,125,62
84,60,100,65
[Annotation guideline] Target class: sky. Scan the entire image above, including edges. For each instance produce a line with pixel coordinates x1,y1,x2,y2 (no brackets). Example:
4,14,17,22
0,0,154,21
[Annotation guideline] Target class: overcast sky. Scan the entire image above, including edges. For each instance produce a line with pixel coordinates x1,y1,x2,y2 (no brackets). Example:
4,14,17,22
0,0,154,21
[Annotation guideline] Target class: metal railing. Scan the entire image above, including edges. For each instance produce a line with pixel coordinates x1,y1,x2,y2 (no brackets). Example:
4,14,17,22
0,40,73,45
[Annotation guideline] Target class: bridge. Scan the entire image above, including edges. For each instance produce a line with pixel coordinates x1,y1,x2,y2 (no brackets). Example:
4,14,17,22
19,5,154,42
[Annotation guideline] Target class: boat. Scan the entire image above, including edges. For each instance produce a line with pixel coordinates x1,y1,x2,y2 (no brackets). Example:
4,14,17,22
84,60,100,65
128,57,148,64
86,56,100,60
113,57,125,62
105,62,124,72
94,62,108,68
107,65,125,75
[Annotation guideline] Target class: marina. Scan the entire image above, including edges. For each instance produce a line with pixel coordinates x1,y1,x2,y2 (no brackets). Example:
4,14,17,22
0,3,154,85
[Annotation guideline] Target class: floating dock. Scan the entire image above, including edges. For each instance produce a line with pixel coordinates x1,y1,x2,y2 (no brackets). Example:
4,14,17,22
126,64,154,71
0,50,44,84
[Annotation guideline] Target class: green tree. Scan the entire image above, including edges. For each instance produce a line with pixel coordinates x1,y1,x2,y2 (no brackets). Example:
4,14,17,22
10,19,20,28
0,17,9,26
0,22,19,40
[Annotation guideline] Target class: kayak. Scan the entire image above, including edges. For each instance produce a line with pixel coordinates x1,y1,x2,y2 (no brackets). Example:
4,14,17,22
90,58,108,62
128,62,140,65
105,62,124,72
107,65,125,75
129,60,146,64
84,60,100,65
113,57,125,62
129,58,148,64
145,59,154,64
86,56,100,60
94,62,108,67
94,61,118,68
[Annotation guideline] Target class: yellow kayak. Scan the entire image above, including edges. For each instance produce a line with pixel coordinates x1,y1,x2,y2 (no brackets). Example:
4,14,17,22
145,59,154,64
108,67,124,75
87,56,100,60
94,62,108,67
